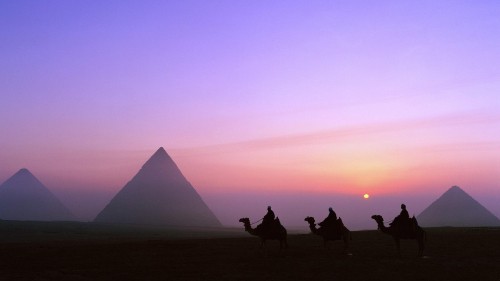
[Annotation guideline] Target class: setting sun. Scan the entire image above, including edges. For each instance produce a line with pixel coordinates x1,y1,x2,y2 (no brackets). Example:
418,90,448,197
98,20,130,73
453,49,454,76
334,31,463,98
363,193,370,199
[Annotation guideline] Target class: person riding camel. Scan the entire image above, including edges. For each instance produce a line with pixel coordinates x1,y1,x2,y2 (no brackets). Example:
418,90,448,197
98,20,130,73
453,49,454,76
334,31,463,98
262,206,275,228
390,204,410,229
318,207,337,229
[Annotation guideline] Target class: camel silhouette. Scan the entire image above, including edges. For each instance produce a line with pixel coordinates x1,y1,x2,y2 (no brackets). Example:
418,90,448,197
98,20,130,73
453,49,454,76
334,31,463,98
371,215,426,257
238,217,288,249
304,216,351,253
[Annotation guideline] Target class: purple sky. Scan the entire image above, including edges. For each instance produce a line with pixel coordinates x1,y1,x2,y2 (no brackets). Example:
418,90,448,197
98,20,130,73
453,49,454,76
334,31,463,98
1,1,500,229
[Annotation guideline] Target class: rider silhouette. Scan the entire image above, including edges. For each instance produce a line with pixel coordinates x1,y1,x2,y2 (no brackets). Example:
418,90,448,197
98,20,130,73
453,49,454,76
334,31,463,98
262,206,275,227
318,207,337,228
390,204,410,228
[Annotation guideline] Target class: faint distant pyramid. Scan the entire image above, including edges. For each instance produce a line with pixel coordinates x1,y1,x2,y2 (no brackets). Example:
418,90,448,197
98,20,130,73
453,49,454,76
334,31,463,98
0,168,75,221
94,147,221,227
417,186,500,227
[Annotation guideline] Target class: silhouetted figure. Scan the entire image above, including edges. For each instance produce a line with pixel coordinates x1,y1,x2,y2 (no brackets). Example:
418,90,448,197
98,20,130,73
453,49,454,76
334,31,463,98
262,206,275,227
318,207,337,228
390,204,410,229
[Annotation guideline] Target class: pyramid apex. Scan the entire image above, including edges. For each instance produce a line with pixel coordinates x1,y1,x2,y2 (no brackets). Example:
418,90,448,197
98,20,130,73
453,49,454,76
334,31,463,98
149,146,170,160
16,168,33,176
153,146,167,155
446,185,466,194
137,147,175,172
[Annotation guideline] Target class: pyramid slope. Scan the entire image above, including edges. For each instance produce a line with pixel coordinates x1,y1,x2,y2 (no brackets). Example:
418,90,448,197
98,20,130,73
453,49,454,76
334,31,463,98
0,169,75,221
94,147,221,227
417,186,500,227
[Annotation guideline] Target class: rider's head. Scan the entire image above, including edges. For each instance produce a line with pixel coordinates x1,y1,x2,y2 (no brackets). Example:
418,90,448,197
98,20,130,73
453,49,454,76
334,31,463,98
401,204,406,210
329,207,333,212
267,206,271,211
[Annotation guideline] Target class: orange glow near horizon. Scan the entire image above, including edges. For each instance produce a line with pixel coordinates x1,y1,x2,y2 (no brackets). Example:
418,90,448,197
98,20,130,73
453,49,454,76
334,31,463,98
1,124,499,200
171,137,500,198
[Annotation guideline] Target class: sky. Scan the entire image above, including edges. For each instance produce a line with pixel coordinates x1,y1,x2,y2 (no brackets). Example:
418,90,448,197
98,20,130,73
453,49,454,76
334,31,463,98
1,1,500,229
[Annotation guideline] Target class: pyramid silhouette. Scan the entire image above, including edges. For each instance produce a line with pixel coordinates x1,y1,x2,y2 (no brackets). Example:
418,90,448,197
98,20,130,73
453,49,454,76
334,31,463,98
0,168,75,221
417,186,500,227
94,147,221,227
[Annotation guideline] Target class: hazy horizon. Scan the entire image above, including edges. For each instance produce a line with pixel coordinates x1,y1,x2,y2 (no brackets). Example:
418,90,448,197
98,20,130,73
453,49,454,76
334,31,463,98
1,1,499,230
1,159,498,231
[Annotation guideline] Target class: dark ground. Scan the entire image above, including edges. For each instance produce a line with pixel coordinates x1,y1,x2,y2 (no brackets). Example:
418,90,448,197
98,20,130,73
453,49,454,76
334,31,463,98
0,221,499,281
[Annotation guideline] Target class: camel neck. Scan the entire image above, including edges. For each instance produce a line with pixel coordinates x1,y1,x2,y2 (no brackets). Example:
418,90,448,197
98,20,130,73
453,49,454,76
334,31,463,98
244,223,258,236
308,223,318,233
377,221,392,234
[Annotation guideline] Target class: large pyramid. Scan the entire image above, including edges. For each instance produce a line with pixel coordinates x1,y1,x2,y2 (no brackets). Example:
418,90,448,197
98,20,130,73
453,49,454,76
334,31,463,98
0,168,75,221
94,147,221,227
417,186,500,227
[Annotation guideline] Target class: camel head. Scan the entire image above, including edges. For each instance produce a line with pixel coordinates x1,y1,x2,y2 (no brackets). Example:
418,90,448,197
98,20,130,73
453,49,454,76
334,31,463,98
304,216,316,225
371,215,384,228
239,218,250,225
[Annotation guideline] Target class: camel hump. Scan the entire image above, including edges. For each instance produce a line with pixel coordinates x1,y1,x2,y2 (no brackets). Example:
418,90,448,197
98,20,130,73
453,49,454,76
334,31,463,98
411,216,419,224
411,216,420,230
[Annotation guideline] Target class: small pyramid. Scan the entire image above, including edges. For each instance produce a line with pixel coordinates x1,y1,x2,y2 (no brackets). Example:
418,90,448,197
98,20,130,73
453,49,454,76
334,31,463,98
0,168,75,221
94,147,221,227
417,186,500,227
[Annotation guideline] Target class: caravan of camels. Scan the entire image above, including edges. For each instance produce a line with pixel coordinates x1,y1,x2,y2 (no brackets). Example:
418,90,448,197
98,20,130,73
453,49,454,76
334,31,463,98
239,204,426,257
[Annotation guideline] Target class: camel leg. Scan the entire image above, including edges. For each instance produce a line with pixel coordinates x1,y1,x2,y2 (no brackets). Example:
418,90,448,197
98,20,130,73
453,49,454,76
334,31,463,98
419,231,426,257
278,238,288,250
259,239,269,257
417,237,424,257
394,238,401,257
343,236,349,254
344,230,351,253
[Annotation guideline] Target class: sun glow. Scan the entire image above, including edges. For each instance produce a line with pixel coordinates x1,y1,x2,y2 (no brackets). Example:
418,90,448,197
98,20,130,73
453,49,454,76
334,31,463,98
363,193,370,199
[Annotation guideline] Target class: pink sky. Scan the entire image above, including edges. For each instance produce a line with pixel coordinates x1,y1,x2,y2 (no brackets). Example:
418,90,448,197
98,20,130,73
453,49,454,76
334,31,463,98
1,1,499,228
